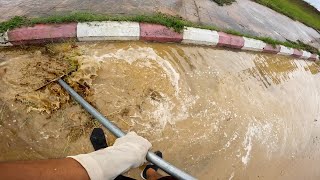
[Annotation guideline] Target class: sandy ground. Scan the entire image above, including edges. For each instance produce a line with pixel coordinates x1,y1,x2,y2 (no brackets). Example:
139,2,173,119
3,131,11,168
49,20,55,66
1,42,320,179
0,0,319,48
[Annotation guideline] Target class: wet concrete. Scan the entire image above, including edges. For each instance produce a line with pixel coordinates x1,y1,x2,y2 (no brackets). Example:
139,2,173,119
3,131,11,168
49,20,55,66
1,42,320,179
1,0,319,48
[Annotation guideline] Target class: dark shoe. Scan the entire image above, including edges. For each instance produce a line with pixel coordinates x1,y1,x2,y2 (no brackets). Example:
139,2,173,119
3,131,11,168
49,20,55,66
90,128,108,151
141,151,163,180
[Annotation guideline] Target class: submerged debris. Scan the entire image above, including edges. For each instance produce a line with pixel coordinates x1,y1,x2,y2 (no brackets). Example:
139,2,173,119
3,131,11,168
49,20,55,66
13,43,101,113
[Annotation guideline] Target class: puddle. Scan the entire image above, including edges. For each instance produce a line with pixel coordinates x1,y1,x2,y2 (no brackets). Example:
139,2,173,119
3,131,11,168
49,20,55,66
0,42,320,179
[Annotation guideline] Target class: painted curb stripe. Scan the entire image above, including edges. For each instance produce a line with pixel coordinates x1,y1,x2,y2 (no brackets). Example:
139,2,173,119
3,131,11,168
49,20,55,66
2,21,318,61
301,51,312,59
217,32,244,49
242,37,266,51
292,49,303,58
182,27,219,46
8,23,77,45
278,45,294,56
77,21,140,41
0,31,12,46
309,54,317,61
263,44,281,54
140,23,182,43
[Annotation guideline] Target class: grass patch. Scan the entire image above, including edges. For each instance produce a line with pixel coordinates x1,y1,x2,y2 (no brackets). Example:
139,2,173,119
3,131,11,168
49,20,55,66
0,12,319,55
252,0,320,31
0,12,190,33
0,16,27,33
212,0,236,6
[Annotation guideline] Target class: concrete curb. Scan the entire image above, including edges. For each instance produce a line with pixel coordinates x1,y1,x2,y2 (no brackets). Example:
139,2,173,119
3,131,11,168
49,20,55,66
182,27,219,46
309,54,318,61
218,32,244,49
292,49,303,58
2,22,319,61
77,21,140,41
242,37,266,52
263,44,281,54
301,51,312,59
278,45,294,56
140,23,182,43
0,31,12,46
8,23,77,45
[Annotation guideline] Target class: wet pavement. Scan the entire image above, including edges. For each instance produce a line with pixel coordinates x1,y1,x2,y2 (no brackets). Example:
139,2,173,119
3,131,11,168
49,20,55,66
0,0,319,48
0,42,320,179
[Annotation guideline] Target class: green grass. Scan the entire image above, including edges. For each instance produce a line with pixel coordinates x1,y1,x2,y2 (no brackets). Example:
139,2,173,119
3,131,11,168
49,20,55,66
253,0,320,31
0,12,190,33
0,12,318,55
211,0,236,6
0,16,27,33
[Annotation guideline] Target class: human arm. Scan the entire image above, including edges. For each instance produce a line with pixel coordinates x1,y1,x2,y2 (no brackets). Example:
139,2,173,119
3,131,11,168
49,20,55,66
0,158,89,180
0,132,152,180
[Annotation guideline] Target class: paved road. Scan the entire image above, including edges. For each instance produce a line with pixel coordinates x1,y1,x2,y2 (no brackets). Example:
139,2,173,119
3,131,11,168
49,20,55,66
1,0,319,48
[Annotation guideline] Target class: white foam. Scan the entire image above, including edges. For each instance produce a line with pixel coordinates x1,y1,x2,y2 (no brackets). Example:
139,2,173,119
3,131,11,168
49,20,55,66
241,121,274,166
146,93,174,130
92,47,180,94
228,172,235,180
242,125,256,166
224,133,238,149
89,46,199,131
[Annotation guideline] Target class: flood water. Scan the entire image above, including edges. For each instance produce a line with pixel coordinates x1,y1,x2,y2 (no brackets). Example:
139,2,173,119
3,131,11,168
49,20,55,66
0,41,320,179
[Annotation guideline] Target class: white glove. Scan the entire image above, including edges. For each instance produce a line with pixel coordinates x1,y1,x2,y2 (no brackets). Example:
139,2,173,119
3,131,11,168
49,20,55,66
69,132,152,180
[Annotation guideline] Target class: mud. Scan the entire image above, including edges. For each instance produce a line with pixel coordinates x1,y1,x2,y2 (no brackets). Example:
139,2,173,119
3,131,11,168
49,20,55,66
1,42,320,179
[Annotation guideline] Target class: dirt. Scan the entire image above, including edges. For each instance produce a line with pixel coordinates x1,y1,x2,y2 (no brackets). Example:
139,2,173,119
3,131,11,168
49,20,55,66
0,43,101,161
1,41,320,179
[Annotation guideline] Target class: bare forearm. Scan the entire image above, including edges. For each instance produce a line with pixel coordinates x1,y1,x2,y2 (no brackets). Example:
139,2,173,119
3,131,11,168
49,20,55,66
0,158,89,180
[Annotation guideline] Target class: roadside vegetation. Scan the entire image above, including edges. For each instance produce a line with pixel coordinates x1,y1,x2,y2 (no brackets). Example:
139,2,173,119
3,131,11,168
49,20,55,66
0,12,318,55
252,0,320,31
211,0,236,6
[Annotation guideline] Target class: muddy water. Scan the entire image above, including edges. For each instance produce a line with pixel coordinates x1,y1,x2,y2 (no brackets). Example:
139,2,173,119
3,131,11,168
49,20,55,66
1,42,320,179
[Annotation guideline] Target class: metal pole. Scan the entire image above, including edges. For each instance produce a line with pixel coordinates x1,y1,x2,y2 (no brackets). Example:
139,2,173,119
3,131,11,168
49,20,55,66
58,79,197,180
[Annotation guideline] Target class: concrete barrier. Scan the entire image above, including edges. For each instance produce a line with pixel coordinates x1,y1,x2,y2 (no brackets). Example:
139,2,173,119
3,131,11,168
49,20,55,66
140,23,182,43
0,31,12,46
242,37,266,51
182,27,219,46
263,44,281,54
278,45,294,56
309,54,317,61
301,51,312,59
1,21,318,61
292,49,303,58
218,32,244,49
8,23,77,45
77,21,140,41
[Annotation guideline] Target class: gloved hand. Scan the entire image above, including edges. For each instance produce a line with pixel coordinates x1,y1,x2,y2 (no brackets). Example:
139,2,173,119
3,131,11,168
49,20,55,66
69,132,152,180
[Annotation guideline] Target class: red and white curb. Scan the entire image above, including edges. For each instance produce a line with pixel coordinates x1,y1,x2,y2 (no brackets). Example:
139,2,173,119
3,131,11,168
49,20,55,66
182,27,219,45
278,45,294,56
0,21,318,61
242,37,266,52
77,22,140,41
0,31,12,46
6,23,77,45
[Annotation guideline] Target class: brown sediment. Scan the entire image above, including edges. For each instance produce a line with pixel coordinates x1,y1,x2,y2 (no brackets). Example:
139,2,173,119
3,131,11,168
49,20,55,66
1,43,101,114
0,43,102,156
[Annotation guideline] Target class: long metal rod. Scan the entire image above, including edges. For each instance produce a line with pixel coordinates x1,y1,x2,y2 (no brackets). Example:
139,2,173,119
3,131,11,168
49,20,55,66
58,79,197,180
